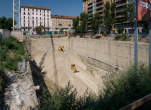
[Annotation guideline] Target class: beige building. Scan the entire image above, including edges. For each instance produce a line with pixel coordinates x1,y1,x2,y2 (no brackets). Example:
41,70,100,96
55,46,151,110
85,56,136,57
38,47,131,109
51,15,77,33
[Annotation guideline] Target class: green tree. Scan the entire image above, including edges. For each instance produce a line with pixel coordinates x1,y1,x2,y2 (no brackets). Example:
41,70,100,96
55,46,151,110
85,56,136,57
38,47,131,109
104,2,112,34
6,18,13,31
72,17,80,33
91,13,100,34
117,27,124,34
79,13,88,35
0,17,13,31
35,26,44,34
111,2,116,24
127,3,135,22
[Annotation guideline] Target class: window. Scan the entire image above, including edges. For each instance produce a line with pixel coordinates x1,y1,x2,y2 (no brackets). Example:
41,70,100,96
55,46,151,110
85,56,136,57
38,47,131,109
33,21,34,26
58,24,62,26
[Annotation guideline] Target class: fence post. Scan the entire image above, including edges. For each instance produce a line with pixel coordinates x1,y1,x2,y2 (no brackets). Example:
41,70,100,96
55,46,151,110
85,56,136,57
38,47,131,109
134,0,138,72
149,22,151,71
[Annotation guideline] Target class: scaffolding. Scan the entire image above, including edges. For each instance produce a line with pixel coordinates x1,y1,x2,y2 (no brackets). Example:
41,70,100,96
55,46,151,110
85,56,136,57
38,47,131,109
13,0,21,30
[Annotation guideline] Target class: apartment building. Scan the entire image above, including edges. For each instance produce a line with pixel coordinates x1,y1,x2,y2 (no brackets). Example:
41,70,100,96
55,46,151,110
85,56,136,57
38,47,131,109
51,15,77,33
83,0,142,34
83,0,110,31
114,0,138,33
21,5,52,33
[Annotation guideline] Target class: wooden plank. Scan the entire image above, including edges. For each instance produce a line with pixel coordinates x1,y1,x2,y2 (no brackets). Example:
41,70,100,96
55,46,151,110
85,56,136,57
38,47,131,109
120,93,151,110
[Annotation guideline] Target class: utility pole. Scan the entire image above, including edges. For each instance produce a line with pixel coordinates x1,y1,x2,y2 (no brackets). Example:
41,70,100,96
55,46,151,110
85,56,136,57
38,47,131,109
149,22,151,71
134,0,138,70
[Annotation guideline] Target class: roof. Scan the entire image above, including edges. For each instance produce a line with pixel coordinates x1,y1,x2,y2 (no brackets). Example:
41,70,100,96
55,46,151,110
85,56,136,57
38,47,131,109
51,15,77,19
21,5,51,10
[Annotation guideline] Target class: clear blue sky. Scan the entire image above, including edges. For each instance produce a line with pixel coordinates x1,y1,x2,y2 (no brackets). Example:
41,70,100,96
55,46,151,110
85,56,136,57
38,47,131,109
0,0,82,18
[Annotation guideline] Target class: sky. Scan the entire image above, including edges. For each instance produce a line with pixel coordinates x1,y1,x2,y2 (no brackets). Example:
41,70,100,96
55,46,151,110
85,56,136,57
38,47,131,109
0,0,82,18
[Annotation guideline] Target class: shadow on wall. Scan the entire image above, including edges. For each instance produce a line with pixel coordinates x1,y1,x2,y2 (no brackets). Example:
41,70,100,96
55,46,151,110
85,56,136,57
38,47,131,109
0,70,8,110
50,35,59,90
29,60,51,108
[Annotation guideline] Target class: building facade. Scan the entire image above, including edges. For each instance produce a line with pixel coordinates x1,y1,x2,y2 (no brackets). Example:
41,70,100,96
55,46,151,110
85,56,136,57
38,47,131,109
51,15,77,33
83,0,143,34
83,0,111,31
21,5,52,34
114,0,139,34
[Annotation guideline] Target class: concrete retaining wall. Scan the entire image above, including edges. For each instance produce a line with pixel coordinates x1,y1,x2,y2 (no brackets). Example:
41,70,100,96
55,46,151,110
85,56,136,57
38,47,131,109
11,31,24,42
52,37,149,69
0,29,10,40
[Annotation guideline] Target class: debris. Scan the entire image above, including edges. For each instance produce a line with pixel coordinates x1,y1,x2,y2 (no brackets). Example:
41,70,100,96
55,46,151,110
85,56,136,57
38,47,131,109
18,59,27,73
31,86,40,91
71,64,79,73
58,46,64,52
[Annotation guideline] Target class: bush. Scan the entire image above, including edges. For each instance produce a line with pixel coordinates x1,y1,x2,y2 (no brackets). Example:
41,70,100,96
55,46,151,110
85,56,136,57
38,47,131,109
115,34,130,41
117,27,124,34
95,65,151,110
36,65,151,110
0,37,27,71
114,34,121,40
38,82,95,110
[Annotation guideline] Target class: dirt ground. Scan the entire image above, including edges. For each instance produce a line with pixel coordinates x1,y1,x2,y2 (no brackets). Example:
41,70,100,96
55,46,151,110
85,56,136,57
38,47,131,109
30,38,105,95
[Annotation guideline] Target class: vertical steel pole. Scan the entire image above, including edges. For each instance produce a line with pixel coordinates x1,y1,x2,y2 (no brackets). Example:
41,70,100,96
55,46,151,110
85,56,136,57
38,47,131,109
13,0,15,30
134,0,138,69
19,0,21,30
149,22,151,71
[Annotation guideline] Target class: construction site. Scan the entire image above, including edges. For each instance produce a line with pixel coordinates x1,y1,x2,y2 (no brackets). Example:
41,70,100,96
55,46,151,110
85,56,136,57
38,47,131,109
29,36,149,95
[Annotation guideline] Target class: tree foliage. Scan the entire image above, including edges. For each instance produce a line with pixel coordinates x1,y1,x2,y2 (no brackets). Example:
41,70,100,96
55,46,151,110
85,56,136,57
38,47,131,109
72,13,88,35
72,17,80,33
80,13,88,34
0,17,13,31
104,2,116,34
35,26,44,34
90,13,100,34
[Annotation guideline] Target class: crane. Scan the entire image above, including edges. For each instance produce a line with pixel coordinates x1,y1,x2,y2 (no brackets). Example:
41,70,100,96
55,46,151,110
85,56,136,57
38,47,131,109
12,0,42,30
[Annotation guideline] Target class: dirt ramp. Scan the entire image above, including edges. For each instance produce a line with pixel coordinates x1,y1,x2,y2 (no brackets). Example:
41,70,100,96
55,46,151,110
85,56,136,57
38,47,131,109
31,38,104,95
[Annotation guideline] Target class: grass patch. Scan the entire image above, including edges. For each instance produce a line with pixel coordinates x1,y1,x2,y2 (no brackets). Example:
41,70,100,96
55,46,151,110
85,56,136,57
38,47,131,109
0,37,28,71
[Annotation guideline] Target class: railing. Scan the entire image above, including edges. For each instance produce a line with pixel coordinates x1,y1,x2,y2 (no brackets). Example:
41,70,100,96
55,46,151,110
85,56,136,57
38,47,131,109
120,93,151,110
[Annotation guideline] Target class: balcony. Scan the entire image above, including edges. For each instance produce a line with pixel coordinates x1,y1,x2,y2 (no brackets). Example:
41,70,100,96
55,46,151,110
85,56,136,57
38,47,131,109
116,2,127,8
116,14,125,18
116,8,126,13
